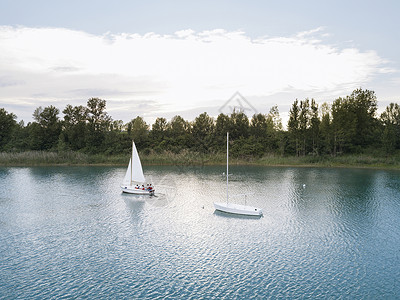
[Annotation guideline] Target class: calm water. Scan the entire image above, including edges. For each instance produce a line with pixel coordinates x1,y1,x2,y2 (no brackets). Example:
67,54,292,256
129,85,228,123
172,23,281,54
1,165,400,299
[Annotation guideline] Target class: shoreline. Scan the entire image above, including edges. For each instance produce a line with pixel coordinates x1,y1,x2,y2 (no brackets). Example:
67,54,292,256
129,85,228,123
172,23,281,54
1,151,399,170
1,161,399,171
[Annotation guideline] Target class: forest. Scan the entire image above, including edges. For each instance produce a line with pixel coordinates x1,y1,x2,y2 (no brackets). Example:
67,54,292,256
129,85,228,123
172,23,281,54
1,88,400,166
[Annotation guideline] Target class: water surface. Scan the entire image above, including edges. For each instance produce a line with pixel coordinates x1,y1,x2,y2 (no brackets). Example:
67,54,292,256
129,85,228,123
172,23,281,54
1,166,399,298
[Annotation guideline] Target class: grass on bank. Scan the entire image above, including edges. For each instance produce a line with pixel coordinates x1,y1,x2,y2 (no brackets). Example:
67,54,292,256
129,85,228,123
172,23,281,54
1,150,400,169
0,151,90,166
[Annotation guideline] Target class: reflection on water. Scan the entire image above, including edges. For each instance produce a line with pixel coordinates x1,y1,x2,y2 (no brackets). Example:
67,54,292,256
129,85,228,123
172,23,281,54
0,165,400,298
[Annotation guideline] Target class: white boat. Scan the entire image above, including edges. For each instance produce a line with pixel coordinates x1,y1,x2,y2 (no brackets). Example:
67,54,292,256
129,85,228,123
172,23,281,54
214,132,262,216
214,201,262,216
121,140,154,195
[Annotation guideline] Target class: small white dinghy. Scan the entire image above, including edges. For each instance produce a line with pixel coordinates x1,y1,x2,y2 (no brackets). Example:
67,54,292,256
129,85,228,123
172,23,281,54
121,140,154,195
214,132,262,216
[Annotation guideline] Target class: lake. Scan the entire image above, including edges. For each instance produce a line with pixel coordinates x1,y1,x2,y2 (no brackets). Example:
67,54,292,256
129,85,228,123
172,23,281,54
1,165,399,299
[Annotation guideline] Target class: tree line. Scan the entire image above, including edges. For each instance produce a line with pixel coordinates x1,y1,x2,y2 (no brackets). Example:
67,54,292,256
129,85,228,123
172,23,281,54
1,88,399,158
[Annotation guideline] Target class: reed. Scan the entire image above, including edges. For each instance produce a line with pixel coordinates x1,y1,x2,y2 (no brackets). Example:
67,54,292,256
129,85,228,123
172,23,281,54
140,150,224,166
0,151,89,166
256,153,400,169
1,150,399,169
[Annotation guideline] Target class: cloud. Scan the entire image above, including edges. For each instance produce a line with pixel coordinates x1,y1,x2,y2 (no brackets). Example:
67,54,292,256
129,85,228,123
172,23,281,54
0,25,391,122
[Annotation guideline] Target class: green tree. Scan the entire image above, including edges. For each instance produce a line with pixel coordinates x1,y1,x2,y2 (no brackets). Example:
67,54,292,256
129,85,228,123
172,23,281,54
331,89,378,154
331,97,356,155
87,98,111,131
310,99,320,155
61,104,88,150
149,117,168,152
230,111,249,140
86,98,111,152
298,99,310,156
11,120,30,151
380,102,400,153
30,105,62,150
268,105,283,131
350,88,378,148
319,102,332,155
0,108,17,150
249,113,269,156
111,120,124,132
380,103,400,126
382,125,396,154
192,112,215,153
32,106,43,123
288,99,300,156
166,115,191,152
266,105,284,153
215,113,231,135
215,113,231,151
126,116,149,149
250,113,268,138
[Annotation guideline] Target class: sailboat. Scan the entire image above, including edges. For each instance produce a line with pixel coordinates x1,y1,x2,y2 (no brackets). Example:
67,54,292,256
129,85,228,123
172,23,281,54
121,140,155,195
213,132,262,216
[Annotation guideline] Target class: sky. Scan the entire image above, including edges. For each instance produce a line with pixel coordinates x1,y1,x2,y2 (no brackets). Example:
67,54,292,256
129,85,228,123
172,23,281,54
0,0,399,126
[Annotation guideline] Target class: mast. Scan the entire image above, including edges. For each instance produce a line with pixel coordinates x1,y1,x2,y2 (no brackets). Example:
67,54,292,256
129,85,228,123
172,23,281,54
131,140,134,185
226,132,229,203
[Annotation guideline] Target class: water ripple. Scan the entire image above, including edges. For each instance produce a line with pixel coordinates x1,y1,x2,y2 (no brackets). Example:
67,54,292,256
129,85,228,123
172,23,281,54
1,166,400,298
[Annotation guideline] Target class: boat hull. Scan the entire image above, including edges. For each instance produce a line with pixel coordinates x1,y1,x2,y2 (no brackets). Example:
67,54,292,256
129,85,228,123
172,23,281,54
214,202,262,216
121,186,154,195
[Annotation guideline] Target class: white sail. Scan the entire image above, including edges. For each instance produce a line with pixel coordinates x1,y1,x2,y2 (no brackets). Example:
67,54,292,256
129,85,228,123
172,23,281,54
131,141,146,183
122,141,146,185
122,158,132,185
